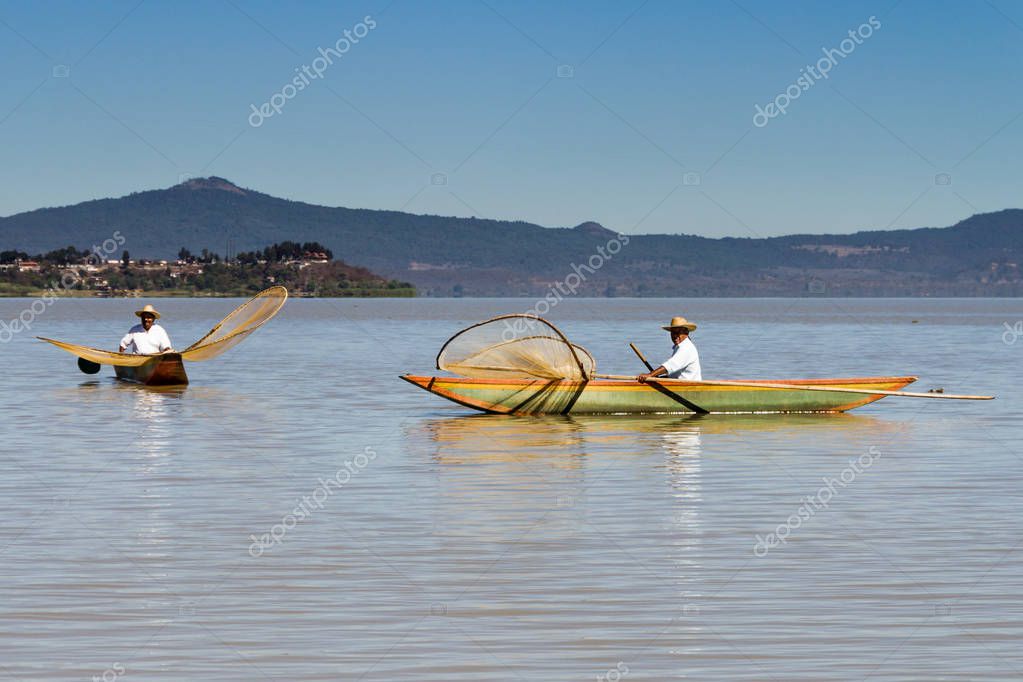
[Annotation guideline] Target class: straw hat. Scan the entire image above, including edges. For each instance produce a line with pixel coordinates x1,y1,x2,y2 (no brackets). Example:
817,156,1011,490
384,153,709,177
135,304,161,319
662,316,697,332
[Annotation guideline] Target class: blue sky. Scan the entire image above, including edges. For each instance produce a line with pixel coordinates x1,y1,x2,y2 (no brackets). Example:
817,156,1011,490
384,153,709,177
1,0,1020,237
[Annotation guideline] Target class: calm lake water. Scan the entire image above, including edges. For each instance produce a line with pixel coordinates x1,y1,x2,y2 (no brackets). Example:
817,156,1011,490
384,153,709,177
1,297,1021,680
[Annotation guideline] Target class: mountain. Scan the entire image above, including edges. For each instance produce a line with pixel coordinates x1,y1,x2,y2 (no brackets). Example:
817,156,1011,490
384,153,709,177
2,177,1021,296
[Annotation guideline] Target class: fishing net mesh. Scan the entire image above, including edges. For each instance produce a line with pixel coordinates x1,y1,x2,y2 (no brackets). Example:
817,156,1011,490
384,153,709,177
180,286,288,361
436,314,594,380
36,338,155,366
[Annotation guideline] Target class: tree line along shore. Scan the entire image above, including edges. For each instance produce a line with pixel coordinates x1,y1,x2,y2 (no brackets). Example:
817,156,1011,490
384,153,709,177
0,241,416,297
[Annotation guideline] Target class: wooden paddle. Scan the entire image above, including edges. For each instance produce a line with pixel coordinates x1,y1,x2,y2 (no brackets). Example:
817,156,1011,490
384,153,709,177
630,343,654,372
628,342,709,413
77,357,101,374
593,373,993,400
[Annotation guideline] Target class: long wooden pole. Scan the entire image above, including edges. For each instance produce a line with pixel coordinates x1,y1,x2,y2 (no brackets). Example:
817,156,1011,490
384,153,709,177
592,373,993,400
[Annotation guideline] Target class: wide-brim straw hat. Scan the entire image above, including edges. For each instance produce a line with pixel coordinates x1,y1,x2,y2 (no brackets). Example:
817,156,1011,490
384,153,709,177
662,316,697,332
135,304,161,319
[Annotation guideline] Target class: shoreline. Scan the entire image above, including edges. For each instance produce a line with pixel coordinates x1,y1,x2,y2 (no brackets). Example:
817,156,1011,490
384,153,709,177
0,287,416,298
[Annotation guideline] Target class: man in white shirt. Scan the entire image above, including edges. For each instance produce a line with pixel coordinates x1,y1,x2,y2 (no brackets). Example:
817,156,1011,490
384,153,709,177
119,304,173,354
637,316,702,382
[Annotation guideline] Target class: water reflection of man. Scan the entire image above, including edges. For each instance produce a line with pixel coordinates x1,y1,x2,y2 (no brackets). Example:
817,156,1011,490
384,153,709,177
119,304,173,354
637,316,701,382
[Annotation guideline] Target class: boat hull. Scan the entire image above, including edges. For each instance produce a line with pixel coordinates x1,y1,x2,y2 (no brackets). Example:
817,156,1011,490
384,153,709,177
114,353,189,386
400,375,917,415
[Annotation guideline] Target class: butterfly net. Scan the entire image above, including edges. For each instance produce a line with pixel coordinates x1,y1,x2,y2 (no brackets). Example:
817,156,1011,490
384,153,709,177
436,314,594,380
36,338,156,366
180,286,288,361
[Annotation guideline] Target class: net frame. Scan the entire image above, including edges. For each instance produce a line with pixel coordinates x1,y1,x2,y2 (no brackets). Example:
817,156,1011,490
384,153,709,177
435,313,594,381
180,285,288,361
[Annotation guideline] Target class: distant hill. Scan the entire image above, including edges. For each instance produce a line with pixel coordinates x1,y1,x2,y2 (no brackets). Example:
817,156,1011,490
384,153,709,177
2,177,1021,296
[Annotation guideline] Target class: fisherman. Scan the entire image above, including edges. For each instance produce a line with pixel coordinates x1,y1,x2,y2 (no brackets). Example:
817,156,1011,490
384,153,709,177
637,316,701,382
119,304,173,354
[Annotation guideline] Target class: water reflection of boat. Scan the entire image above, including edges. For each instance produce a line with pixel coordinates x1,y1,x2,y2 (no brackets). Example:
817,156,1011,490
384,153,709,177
660,424,702,458
409,413,908,565
124,385,183,461
411,412,901,465
416,414,589,468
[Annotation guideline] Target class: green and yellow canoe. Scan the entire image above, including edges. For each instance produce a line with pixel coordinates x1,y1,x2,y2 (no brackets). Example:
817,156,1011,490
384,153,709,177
400,375,918,415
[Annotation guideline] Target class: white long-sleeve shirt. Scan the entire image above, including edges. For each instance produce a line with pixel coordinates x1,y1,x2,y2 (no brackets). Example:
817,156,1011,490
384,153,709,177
120,323,172,354
661,337,701,380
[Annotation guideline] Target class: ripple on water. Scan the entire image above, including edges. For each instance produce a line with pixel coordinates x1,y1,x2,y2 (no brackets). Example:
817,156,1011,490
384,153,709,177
0,298,1019,680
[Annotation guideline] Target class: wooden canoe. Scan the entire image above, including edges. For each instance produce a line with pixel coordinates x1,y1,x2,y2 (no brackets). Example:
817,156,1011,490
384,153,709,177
400,374,918,415
38,285,287,387
113,353,189,386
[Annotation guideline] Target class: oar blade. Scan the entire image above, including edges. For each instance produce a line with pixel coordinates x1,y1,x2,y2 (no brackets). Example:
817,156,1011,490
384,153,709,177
77,357,101,374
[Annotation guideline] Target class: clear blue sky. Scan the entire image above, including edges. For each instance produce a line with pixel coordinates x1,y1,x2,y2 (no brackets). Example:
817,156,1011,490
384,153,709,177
1,0,1020,237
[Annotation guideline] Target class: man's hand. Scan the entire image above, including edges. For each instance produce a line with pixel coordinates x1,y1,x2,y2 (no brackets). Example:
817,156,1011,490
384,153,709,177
637,368,666,383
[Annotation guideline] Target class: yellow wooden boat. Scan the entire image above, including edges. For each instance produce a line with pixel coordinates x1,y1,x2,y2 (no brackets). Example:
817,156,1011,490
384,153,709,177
400,374,919,415
406,314,991,414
